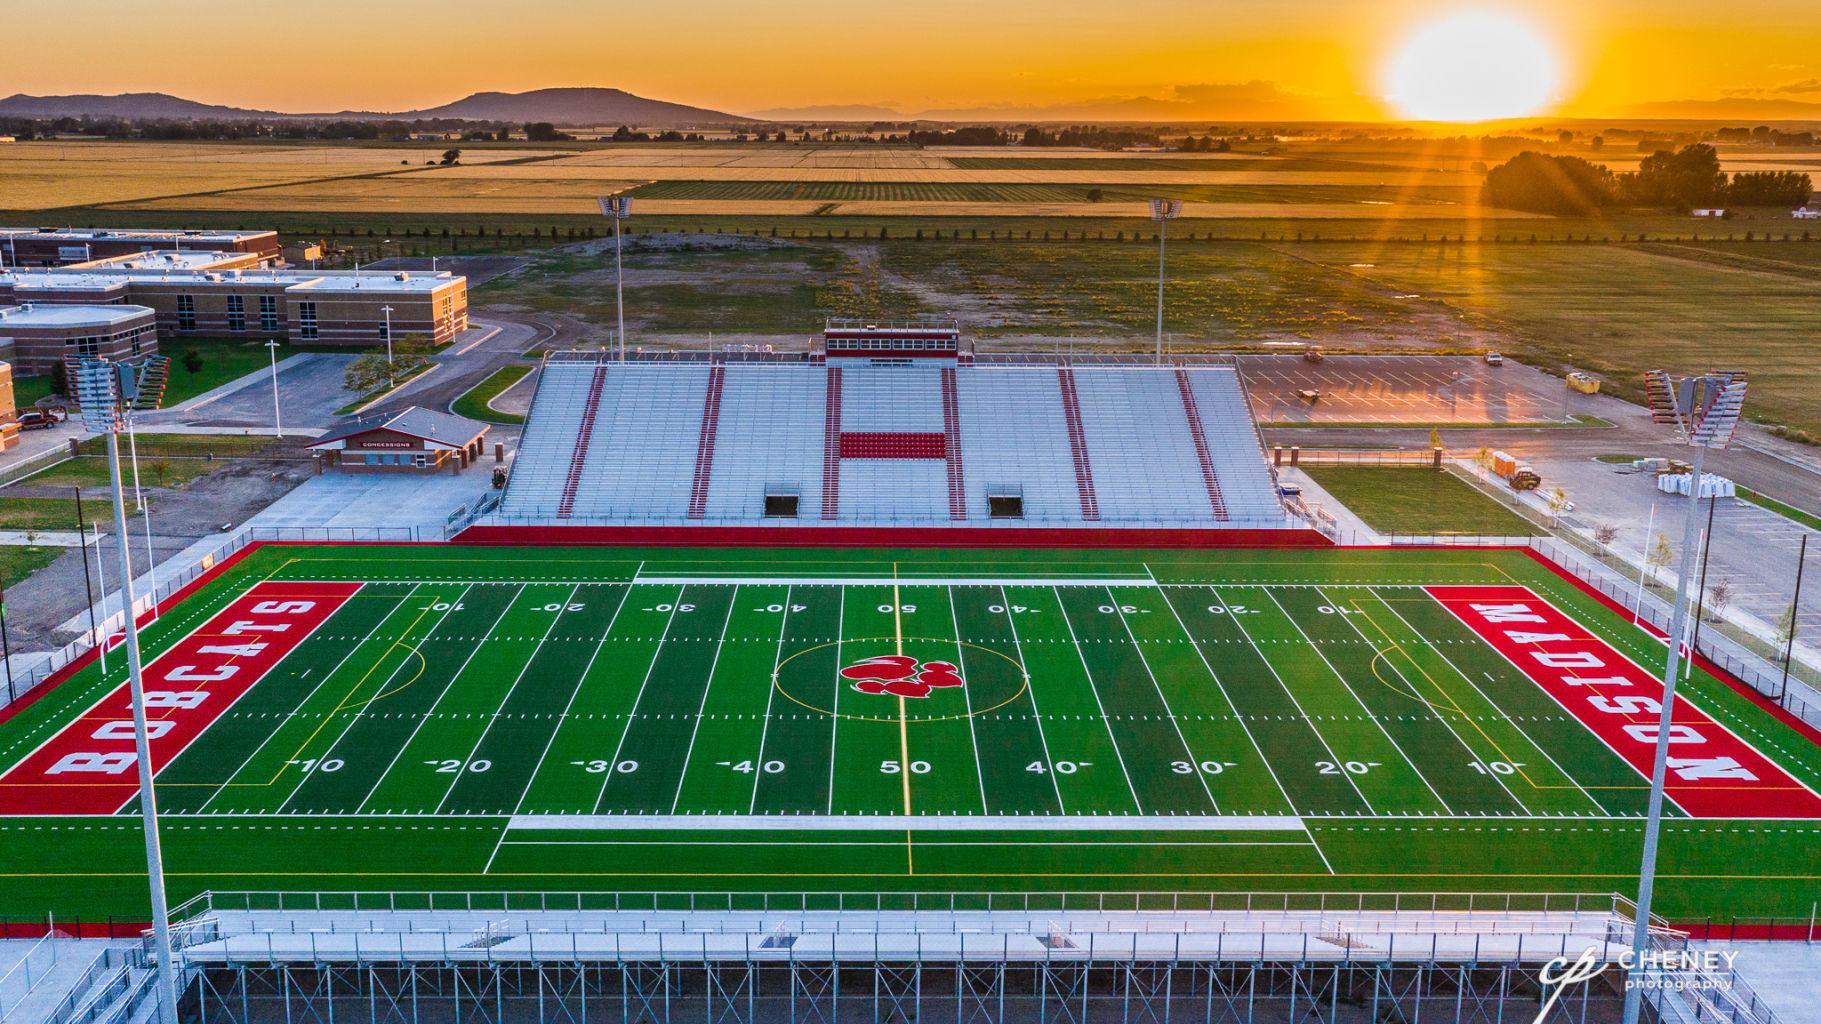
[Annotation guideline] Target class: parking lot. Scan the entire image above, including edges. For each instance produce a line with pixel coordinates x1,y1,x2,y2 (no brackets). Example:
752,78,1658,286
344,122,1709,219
1239,354,1582,424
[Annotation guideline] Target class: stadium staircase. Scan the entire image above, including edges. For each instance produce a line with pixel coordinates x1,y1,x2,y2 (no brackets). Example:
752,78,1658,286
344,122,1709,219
554,367,608,518
1055,367,1101,521
821,367,842,519
687,365,726,519
499,357,1292,529
1174,368,1230,521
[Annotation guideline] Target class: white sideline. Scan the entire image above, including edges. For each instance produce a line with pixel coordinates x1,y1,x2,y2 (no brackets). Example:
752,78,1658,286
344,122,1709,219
506,814,1307,832
628,576,1159,588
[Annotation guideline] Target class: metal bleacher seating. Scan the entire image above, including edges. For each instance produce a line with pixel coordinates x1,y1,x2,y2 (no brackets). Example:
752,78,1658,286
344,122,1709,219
499,357,1290,528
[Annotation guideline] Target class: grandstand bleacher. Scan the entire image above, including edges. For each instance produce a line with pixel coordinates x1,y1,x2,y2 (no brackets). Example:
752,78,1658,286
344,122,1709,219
498,355,1291,529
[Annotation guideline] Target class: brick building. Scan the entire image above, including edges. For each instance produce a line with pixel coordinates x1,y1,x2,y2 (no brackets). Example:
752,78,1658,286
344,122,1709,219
0,267,467,348
0,304,158,375
0,227,280,267
306,407,489,474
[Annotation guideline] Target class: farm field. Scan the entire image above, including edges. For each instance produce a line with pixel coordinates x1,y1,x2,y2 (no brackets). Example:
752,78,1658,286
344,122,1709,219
1300,243,1821,434
626,180,1477,205
0,542,1816,922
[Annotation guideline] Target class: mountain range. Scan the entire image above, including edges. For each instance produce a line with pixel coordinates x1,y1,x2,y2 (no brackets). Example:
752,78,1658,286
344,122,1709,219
0,87,754,125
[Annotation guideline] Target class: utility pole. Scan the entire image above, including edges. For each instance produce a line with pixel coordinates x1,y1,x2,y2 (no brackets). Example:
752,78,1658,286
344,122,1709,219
1780,534,1807,702
1147,199,1181,366
1623,370,1748,1024
73,488,104,674
380,305,395,375
74,358,178,1024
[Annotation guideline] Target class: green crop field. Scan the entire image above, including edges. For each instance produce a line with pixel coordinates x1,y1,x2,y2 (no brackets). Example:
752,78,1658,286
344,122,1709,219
625,180,1476,206
1,543,1816,924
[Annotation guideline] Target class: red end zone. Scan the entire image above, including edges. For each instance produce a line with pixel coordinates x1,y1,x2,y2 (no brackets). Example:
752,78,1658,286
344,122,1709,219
1428,585,1821,820
0,581,359,816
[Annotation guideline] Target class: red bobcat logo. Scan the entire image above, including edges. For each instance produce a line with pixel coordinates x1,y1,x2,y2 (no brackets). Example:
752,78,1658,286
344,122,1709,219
841,655,964,699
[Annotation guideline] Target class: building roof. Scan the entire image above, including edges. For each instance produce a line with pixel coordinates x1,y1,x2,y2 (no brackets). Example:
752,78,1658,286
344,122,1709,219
0,303,154,328
0,267,462,295
0,226,275,244
308,406,488,449
70,250,251,271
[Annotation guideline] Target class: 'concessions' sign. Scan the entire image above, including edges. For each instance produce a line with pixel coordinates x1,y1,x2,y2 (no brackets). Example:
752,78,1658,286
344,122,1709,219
0,581,359,815
356,440,416,449
1427,585,1821,819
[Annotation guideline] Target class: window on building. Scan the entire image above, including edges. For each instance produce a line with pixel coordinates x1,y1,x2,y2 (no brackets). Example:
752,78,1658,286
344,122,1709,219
226,295,245,332
65,336,101,358
378,321,389,341
298,301,318,341
175,294,195,331
258,295,279,332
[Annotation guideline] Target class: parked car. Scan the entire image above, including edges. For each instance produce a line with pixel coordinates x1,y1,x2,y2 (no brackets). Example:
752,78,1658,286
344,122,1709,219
1484,351,1504,366
16,410,63,430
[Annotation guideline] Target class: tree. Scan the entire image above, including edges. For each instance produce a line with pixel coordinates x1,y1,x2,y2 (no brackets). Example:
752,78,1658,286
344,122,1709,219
344,352,393,395
1621,144,1726,210
1648,532,1675,585
181,349,205,375
1474,447,1494,479
1481,152,1618,215
1593,523,1620,555
1704,578,1735,621
1428,426,1443,451
440,148,461,166
1776,605,1798,650
1085,187,1104,203
49,360,69,397
149,459,171,488
526,122,573,142
1727,170,1812,207
1546,486,1571,523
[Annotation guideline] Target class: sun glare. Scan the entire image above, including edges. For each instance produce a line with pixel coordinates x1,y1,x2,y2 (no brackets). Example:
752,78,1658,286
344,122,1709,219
1385,10,1561,122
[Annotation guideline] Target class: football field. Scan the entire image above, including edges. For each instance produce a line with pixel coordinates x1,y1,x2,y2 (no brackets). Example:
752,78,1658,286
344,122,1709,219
3,543,1818,923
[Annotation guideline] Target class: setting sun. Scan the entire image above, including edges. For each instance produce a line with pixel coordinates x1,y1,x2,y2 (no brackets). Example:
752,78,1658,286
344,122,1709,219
1385,10,1562,121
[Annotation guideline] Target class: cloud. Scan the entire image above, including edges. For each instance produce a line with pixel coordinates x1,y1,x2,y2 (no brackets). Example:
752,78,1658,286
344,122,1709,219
1770,78,1821,94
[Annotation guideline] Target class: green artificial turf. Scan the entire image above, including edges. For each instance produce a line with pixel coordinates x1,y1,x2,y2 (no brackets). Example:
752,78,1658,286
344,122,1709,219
0,543,1814,925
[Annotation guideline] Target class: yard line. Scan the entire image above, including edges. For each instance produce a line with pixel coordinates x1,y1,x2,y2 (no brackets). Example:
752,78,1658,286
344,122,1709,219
353,584,525,814
1152,586,1301,816
1209,586,1377,813
591,591,685,814
670,585,740,815
824,587,852,815
893,573,912,817
947,588,991,814
1261,588,1455,815
747,585,794,815
998,587,1066,814
432,583,583,816
1302,827,1337,874
1371,588,1608,815
1052,586,1146,812
273,584,477,813
192,585,419,814
1108,590,1220,814
507,584,632,818
1316,585,1530,814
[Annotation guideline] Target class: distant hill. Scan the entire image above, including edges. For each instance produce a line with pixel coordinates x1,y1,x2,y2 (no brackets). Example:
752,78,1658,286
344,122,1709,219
0,92,280,119
401,88,752,125
0,87,756,125
1628,97,1821,121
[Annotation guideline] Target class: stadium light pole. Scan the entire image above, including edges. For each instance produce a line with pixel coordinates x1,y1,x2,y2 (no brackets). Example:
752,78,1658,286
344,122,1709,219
598,196,633,360
380,305,396,371
74,357,179,1024
1622,369,1747,1024
1148,199,1182,366
266,339,284,439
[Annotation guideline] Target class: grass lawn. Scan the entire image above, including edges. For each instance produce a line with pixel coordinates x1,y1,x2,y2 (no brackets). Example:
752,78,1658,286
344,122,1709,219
17,456,223,491
450,365,531,424
0,544,59,590
1303,466,1544,537
1739,487,1821,532
158,339,296,406
73,433,276,459
0,496,121,532
10,376,52,409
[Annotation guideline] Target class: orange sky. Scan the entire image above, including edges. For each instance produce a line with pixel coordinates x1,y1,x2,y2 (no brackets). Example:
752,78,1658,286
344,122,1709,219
5,0,1820,119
